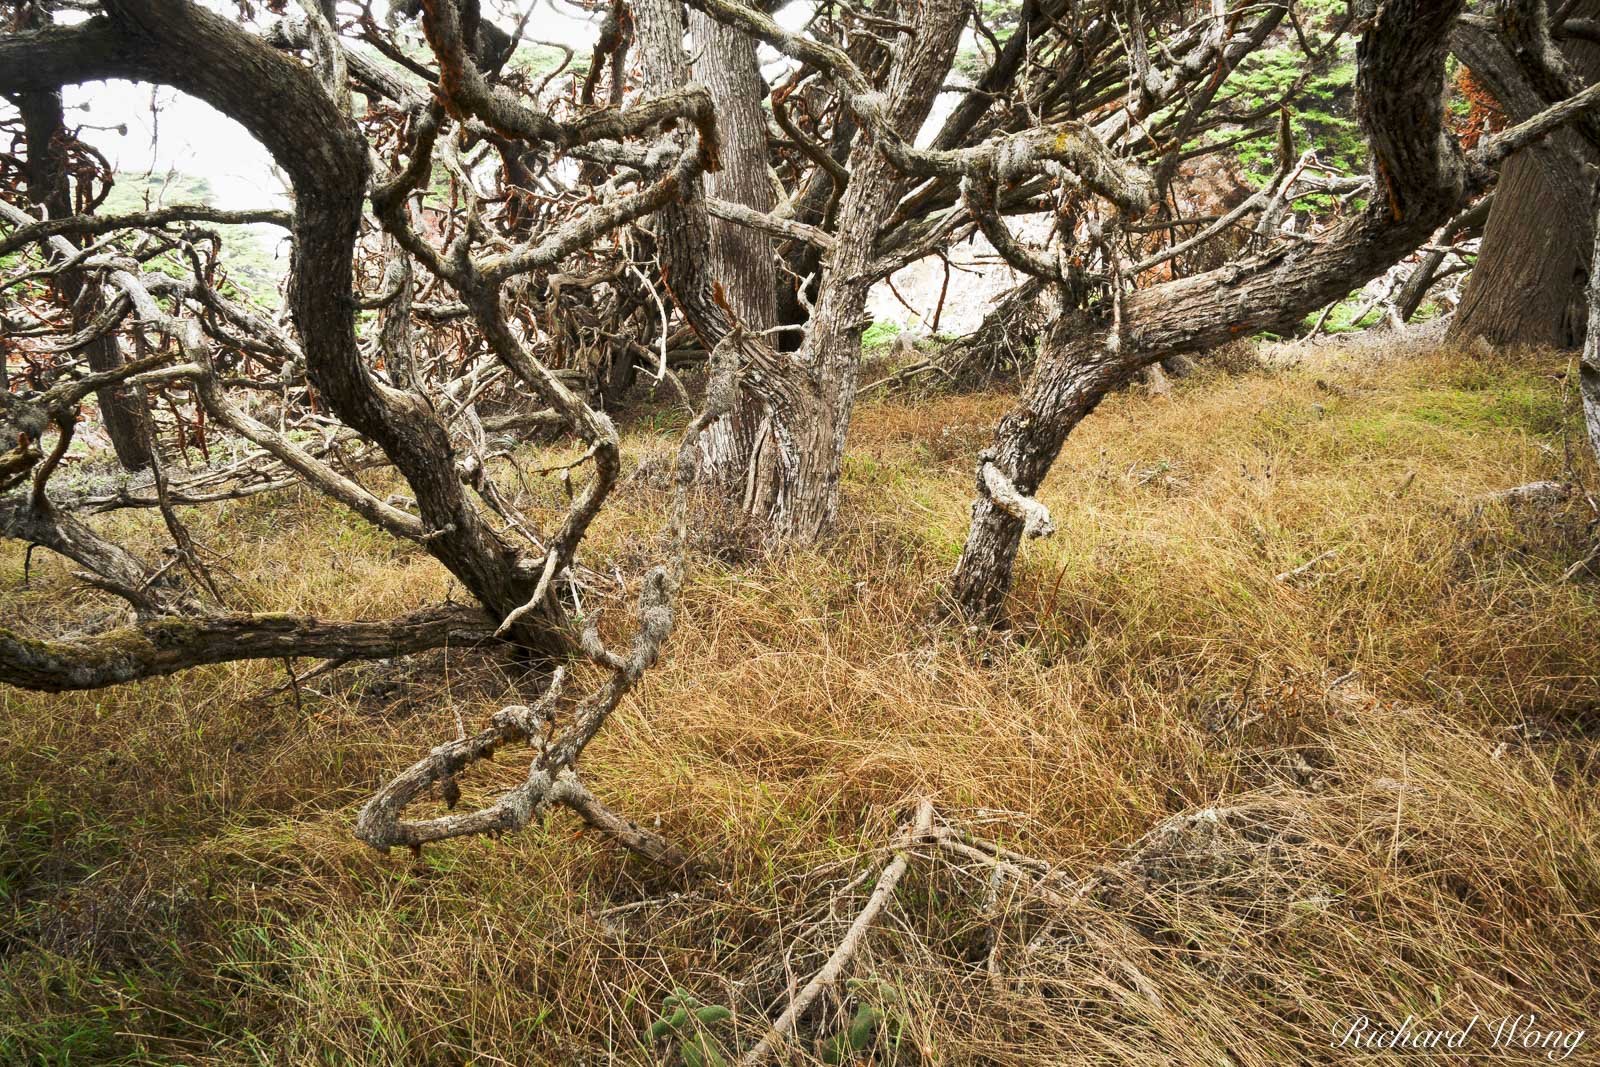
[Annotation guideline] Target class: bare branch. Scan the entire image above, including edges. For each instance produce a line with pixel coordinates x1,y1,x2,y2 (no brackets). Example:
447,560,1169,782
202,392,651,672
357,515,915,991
740,800,936,1066
0,204,290,258
0,605,495,692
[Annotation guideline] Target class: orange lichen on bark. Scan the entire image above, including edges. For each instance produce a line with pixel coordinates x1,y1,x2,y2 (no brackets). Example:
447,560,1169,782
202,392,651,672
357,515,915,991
1375,153,1403,221
1451,66,1506,151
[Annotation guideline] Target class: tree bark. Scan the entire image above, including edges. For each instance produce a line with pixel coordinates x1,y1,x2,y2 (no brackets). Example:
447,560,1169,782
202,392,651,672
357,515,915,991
743,0,970,538
0,604,494,692
948,316,1132,620
0,493,171,609
1451,148,1592,347
638,0,969,539
1582,186,1600,464
686,12,779,505
1450,1,1600,350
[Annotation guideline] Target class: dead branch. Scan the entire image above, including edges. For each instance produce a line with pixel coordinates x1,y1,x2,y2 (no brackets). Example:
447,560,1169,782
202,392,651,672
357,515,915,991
0,605,495,692
740,799,934,1066
1275,549,1339,583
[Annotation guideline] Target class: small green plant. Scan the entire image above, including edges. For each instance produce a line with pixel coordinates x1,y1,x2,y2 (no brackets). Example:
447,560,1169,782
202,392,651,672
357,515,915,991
861,320,904,351
644,988,734,1067
821,981,908,1064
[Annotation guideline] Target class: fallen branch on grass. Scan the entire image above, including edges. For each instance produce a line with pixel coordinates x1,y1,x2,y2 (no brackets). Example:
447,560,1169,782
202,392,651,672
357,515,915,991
0,605,495,692
1562,542,1600,582
354,335,742,869
740,799,935,1066
1477,481,1572,506
1275,549,1338,584
718,780,1352,1060
353,667,696,870
859,360,951,395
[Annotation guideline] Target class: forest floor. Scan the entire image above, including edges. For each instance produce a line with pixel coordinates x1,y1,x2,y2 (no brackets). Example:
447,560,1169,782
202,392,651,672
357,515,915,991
3,338,1600,1065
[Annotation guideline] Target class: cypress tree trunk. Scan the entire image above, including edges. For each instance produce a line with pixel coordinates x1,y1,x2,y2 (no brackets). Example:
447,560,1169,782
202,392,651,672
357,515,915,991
952,0,1474,621
686,13,779,506
1582,193,1600,465
1449,3,1600,350
739,0,970,539
1450,149,1591,348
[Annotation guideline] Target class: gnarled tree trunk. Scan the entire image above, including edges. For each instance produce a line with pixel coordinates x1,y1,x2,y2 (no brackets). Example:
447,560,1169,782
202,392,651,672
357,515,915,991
951,0,1478,620
640,0,969,540
740,0,969,539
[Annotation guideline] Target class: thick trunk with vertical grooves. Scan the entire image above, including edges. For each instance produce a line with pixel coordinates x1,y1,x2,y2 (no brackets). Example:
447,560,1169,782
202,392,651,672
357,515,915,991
82,332,153,471
686,11,777,501
636,0,969,540
1450,1,1600,350
1582,195,1600,464
633,0,732,345
749,0,971,539
1451,148,1591,347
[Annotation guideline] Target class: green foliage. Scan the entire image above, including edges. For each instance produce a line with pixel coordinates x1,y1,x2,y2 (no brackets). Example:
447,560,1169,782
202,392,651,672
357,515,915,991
821,980,909,1064
1226,46,1360,210
862,321,903,350
954,0,1024,79
643,989,733,1067
822,1003,885,1064
1205,1,1362,214
509,42,588,78
1301,291,1378,334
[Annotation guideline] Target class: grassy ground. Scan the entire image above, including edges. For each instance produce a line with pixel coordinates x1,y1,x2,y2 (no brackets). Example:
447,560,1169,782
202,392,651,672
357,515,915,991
3,340,1599,1065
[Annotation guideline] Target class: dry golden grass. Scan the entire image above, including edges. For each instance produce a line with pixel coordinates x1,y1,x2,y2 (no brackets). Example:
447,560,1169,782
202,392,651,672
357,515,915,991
2,340,1599,1065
